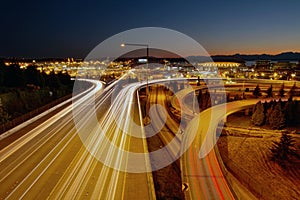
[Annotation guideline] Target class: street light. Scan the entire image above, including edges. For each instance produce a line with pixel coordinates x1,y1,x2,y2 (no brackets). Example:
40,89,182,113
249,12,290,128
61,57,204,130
121,43,150,124
120,43,149,85
121,43,149,94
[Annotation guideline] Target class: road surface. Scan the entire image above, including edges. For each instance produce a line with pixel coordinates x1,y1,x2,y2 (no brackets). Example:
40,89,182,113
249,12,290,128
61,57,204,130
176,83,283,199
1,77,295,199
0,79,156,199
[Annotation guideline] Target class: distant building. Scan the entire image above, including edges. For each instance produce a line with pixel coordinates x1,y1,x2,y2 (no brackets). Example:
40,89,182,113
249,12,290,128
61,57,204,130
292,60,300,80
273,61,296,71
271,61,298,80
197,61,244,78
255,60,271,71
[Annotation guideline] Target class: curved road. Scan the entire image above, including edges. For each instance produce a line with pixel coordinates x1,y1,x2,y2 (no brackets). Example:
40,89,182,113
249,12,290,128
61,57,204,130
177,83,285,199
0,77,294,199
0,79,156,199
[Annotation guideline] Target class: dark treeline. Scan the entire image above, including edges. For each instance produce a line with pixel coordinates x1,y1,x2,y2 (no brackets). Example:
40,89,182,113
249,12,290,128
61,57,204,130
252,99,300,129
0,60,74,124
0,61,73,91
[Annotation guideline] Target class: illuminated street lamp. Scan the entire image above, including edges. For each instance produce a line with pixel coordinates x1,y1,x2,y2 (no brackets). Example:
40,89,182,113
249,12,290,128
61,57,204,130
121,43,150,124
291,73,296,78
120,43,149,93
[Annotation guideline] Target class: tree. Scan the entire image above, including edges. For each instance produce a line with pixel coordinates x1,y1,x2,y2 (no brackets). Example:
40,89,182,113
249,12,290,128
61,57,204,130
44,72,61,89
253,84,261,98
204,90,211,109
197,76,200,86
288,83,297,100
242,92,246,99
284,99,297,126
56,71,72,86
24,65,45,87
265,103,274,125
269,102,286,129
0,103,10,125
199,90,211,110
266,84,273,98
252,101,265,126
279,83,285,97
2,64,25,87
197,89,202,106
270,131,297,168
226,93,231,102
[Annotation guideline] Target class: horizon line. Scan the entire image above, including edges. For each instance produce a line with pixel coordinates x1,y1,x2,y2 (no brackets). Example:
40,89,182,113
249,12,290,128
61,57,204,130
1,51,300,60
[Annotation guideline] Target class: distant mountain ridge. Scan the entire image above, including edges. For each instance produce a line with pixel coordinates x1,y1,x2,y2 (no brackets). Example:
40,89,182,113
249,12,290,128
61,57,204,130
188,52,300,62
213,52,300,61
1,52,299,63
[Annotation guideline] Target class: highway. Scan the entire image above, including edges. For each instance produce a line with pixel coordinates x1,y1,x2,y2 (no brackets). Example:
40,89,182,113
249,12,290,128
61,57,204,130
142,82,252,199
0,79,156,199
142,82,238,199
147,85,182,167
165,83,233,199
181,99,262,199
177,83,290,199
0,76,297,199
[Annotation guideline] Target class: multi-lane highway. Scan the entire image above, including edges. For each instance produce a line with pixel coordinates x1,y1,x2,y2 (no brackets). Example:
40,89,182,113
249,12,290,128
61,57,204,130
164,83,234,199
0,79,156,199
0,76,297,200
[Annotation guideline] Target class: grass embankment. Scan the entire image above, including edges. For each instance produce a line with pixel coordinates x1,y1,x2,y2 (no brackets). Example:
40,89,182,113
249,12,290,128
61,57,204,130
0,80,92,134
217,112,300,199
0,87,71,118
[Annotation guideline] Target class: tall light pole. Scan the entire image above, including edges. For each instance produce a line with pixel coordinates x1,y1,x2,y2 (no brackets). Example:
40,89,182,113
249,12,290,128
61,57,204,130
121,43,149,95
121,43,150,124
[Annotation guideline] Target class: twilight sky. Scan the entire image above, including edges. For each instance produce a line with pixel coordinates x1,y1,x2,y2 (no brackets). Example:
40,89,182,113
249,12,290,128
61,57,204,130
1,0,300,58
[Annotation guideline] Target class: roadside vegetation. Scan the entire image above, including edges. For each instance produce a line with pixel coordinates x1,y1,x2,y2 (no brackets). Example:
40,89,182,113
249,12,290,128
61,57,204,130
216,83,300,199
251,99,300,129
0,60,74,125
166,81,300,199
270,131,299,168
218,110,300,199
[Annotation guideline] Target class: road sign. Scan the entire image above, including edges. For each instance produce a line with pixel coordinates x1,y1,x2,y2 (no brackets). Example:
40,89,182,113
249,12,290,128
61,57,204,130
182,183,189,192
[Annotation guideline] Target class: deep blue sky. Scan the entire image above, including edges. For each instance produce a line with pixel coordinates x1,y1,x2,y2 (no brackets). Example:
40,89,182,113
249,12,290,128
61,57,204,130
1,0,300,58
